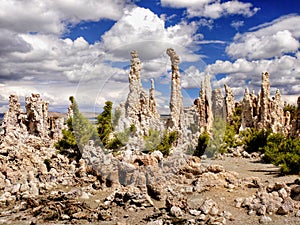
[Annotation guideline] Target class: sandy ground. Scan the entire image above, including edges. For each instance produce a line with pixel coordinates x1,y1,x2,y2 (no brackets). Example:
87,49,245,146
1,156,300,225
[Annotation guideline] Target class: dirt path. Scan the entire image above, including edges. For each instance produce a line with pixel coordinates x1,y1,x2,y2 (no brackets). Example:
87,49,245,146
198,157,300,225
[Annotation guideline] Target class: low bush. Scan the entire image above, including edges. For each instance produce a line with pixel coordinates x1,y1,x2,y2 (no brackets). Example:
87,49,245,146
263,133,300,175
241,128,271,153
193,131,210,157
156,131,178,156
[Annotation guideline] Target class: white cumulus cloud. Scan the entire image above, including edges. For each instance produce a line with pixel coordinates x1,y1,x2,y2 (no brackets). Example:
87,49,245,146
226,15,300,60
101,7,202,61
161,0,259,19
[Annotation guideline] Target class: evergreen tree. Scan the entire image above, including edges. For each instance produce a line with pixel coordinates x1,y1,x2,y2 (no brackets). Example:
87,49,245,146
97,101,113,146
55,96,97,160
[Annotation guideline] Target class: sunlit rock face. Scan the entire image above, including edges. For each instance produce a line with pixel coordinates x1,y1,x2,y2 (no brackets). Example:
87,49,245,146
224,84,235,124
240,72,288,133
124,50,162,137
166,48,184,135
1,93,66,144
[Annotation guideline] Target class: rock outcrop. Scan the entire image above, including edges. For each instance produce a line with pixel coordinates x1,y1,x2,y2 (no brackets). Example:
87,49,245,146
194,76,213,133
1,94,67,145
124,50,162,137
291,96,300,138
1,94,27,139
166,48,184,134
224,84,235,124
25,93,49,138
241,88,254,129
240,72,288,133
212,88,226,120
258,72,271,129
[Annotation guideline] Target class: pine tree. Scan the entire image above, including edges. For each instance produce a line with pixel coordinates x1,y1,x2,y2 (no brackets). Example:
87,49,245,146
97,101,113,146
55,96,97,160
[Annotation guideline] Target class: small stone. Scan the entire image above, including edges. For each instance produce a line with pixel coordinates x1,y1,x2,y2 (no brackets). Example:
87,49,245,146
296,210,300,217
277,198,294,215
147,219,163,225
235,197,244,208
61,214,70,220
198,214,207,221
278,188,288,199
72,212,88,219
207,165,224,173
11,183,21,194
242,151,251,158
228,184,235,190
200,199,216,214
189,209,201,216
170,206,183,217
259,216,272,224
223,211,233,220
210,206,219,216
80,192,90,199
257,205,267,216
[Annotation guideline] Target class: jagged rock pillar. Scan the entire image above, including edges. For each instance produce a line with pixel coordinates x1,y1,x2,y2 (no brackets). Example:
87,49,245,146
1,95,26,136
270,89,284,132
224,84,235,124
125,50,143,128
124,50,162,137
212,88,226,120
259,72,271,129
166,48,184,135
25,94,49,138
241,88,254,130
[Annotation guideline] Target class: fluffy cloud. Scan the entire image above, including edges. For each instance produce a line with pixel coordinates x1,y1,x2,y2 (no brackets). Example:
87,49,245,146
161,0,259,19
101,7,202,61
0,0,129,34
0,4,205,112
231,20,244,30
226,15,300,60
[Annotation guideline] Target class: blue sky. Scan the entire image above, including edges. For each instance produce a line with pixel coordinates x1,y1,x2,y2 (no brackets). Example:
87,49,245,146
0,0,299,114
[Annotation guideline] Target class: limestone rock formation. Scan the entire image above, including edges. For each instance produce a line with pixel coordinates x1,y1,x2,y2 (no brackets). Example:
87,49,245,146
124,50,162,137
194,76,213,133
258,72,271,129
1,95,27,137
224,84,235,123
240,72,287,133
1,93,66,144
26,93,49,138
212,88,226,120
241,88,254,130
270,89,285,132
149,79,159,118
166,48,184,133
291,96,300,137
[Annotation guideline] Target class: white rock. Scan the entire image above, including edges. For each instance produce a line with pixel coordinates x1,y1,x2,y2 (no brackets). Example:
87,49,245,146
80,192,90,199
259,216,272,224
170,206,183,217
189,209,201,216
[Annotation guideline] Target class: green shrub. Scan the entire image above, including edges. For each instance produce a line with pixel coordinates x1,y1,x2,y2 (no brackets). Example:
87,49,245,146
205,116,226,157
241,128,271,153
194,131,210,157
55,96,97,160
97,101,113,146
144,129,161,153
156,131,178,156
112,108,121,130
263,133,300,175
143,130,178,156
219,124,238,153
106,128,131,150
